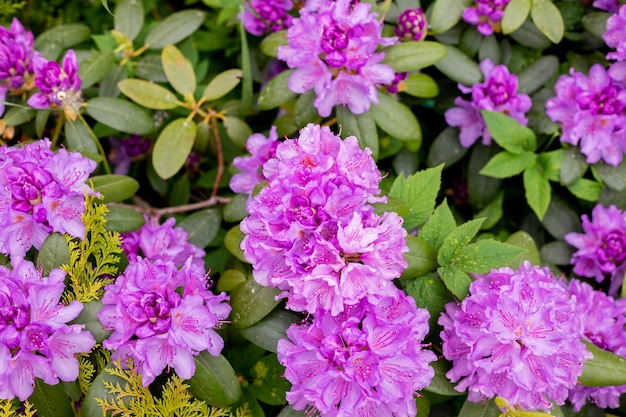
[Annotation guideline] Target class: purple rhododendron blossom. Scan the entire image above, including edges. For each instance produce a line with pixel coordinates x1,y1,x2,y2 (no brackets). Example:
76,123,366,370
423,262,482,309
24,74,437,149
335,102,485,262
121,216,205,268
27,49,83,120
545,64,626,166
108,135,151,176
277,290,436,417
230,126,280,195
566,279,626,411
0,139,97,258
439,262,591,411
593,0,619,13
241,0,293,36
277,0,397,117
240,124,408,315
604,5,626,62
395,8,428,41
98,256,230,386
565,204,626,296
462,0,511,36
0,258,95,401
445,59,531,147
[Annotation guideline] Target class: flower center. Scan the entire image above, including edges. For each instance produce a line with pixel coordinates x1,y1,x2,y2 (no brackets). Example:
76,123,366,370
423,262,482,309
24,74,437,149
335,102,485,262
321,24,349,68
0,301,29,330
602,230,626,263
128,291,177,334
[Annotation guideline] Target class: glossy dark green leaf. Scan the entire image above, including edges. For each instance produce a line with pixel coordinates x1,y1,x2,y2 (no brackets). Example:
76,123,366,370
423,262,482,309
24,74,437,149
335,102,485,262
468,145,502,209
223,193,249,223
145,9,207,49
90,175,140,203
162,44,196,97
481,110,537,153
258,69,297,110
35,24,91,60
134,54,168,82
389,164,443,230
404,273,453,331
531,0,564,44
476,191,504,230
424,360,464,396
438,264,473,299
79,51,116,89
502,0,531,34
381,41,448,72
114,0,144,41
152,118,197,179
429,0,474,33
579,341,626,386
278,405,308,417
509,20,552,49
28,378,74,417
224,116,253,149
434,44,483,86
524,165,551,220
459,26,482,57
560,147,588,185
401,235,438,279
86,97,153,135
540,240,575,265
188,352,242,407
582,11,610,39
478,34,501,64
294,90,319,126
239,309,300,353
506,230,542,267
36,233,70,276
225,225,248,263
517,55,559,95
260,29,288,57
457,398,501,417
71,300,112,344
336,106,379,160
250,354,290,405
178,208,222,248
594,161,626,191
403,72,439,98
370,92,421,143
426,127,468,168
117,79,179,109
203,69,243,101
217,269,247,293
230,276,281,329
540,194,582,239
3,106,36,126
35,109,50,138
99,65,127,97
64,120,100,160
104,206,146,232
239,19,253,117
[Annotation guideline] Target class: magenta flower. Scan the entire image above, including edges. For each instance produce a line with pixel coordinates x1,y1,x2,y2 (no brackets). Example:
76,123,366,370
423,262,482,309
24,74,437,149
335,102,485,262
0,139,97,258
395,8,428,41
241,0,293,36
565,204,626,296
277,0,397,117
0,258,95,401
277,291,436,417
108,135,151,175
27,49,83,120
566,279,626,411
604,5,626,62
545,64,626,166
593,0,619,13
98,257,230,386
462,0,511,36
240,124,407,315
230,126,280,195
445,59,532,147
439,262,591,412
121,216,205,268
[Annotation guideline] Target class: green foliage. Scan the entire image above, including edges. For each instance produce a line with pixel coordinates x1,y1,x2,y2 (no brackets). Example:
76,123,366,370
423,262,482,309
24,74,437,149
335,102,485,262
0,400,36,417
389,164,443,230
0,1,25,19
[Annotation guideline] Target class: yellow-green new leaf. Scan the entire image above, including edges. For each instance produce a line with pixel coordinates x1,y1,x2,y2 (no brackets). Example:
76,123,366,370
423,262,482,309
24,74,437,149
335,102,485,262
531,0,564,43
162,44,196,97
203,69,243,101
117,79,179,109
152,118,197,179
502,0,531,34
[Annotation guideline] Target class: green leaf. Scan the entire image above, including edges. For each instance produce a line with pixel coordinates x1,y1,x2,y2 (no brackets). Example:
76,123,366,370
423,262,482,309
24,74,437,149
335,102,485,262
250,354,290,405
239,20,253,116
162,44,196,97
478,34,501,64
468,145,502,209
480,151,537,178
152,118,197,179
104,206,146,232
230,276,282,329
36,109,50,138
225,225,247,263
188,352,242,407
434,44,483,86
404,273,453,332
36,233,70,276
517,55,559,95
224,116,253,149
260,29,288,58
294,90,320,127
217,269,247,292
372,196,410,218
134,54,168,82
3,106,35,126
29,378,74,417
540,240,575,265
239,309,299,353
455,240,527,273
35,24,91,60
560,147,588,185
531,0,564,43
438,265,473,299
420,199,457,250
336,106,378,160
90,175,139,203
223,193,249,223
579,340,626,386
523,164,551,220
426,127,468,168
582,11,610,39
79,51,116,89
71,300,112,344
370,92,421,143
458,398,501,417
568,178,603,202
506,230,542,267
537,149,563,182
501,0,531,34
429,0,474,33
509,20,552,50
594,161,626,191
540,194,582,239
425,360,464,396
178,208,222,248
401,235,438,279
389,164,443,230
117,79,179,109
403,72,440,98
203,69,243,101
114,0,144,41
437,218,484,265
64,120,100,158
145,9,207,49
258,69,297,110
477,191,504,230
83,362,128,417
481,110,537,153
86,97,153,135
381,41,448,72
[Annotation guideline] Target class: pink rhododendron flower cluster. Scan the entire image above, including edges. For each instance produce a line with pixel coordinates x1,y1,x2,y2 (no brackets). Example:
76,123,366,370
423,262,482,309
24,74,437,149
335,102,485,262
121,216,205,268
439,262,591,412
545,64,626,166
0,139,97,258
98,256,230,386
445,58,531,147
0,258,95,401
230,125,280,195
462,0,511,36
593,0,619,13
604,5,626,62
241,0,293,36
565,204,626,296
278,290,436,417
240,124,408,315
277,0,397,117
566,279,626,411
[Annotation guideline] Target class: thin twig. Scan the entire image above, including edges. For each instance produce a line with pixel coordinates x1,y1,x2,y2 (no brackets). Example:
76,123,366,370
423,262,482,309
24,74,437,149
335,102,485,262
210,118,225,199
109,195,231,218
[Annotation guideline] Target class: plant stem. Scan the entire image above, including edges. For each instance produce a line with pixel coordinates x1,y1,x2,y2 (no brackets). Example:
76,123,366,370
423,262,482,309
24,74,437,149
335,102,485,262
210,117,224,199
109,195,231,218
